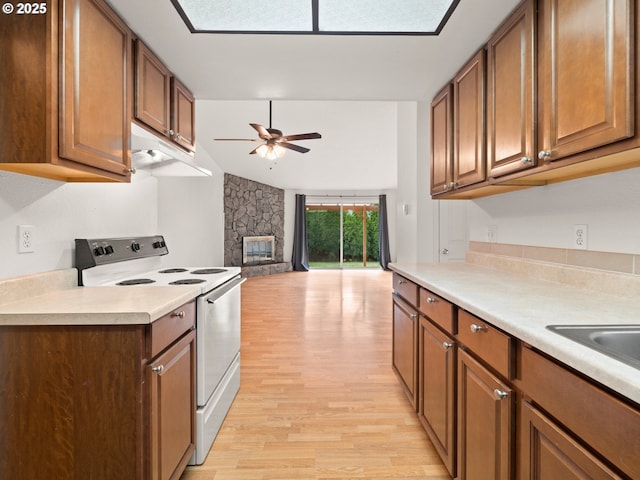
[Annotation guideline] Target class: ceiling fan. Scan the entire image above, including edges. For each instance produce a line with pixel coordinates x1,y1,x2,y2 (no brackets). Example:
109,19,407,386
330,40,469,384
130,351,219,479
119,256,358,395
214,101,321,160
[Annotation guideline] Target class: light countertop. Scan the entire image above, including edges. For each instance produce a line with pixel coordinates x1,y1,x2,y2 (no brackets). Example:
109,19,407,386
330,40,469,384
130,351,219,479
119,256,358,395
389,260,640,405
0,269,201,325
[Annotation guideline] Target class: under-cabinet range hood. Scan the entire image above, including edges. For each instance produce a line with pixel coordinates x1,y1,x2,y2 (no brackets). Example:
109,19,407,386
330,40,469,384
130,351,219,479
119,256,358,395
130,123,212,177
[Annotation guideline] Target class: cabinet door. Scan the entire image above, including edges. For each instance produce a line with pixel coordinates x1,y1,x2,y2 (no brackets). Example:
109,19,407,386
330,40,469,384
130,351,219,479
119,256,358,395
171,78,196,152
392,296,418,408
487,0,535,177
520,401,623,480
148,330,196,480
419,318,456,477
59,0,132,177
453,49,486,188
457,350,513,480
538,0,633,162
135,40,172,136
431,84,454,195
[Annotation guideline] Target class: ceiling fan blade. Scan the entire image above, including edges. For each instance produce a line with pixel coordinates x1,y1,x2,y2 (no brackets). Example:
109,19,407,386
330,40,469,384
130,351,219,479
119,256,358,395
250,123,272,139
249,145,261,154
279,142,310,154
280,132,322,142
214,138,262,142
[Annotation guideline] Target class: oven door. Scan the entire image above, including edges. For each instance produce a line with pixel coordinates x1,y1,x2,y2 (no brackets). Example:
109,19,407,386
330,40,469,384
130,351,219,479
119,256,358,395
196,275,245,406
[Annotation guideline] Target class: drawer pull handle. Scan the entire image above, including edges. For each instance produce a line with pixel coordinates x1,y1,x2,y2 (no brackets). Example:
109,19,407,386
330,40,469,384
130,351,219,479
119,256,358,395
442,342,453,351
399,280,407,285
470,324,487,333
494,389,509,400
427,297,437,304
152,365,164,374
171,311,185,319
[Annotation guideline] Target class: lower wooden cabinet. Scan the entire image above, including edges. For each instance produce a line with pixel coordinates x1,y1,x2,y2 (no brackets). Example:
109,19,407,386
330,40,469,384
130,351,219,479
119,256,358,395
457,349,514,480
392,295,418,408
391,278,640,480
418,317,456,477
520,401,623,480
148,329,196,480
0,301,196,480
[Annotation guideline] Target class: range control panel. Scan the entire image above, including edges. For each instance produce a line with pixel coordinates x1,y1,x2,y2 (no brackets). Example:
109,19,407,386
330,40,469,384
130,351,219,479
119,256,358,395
75,235,169,270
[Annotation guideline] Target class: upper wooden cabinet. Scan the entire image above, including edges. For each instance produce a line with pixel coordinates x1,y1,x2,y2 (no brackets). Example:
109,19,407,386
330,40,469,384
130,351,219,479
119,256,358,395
430,85,454,194
135,40,196,152
431,0,640,199
171,78,196,152
453,49,487,189
135,40,172,137
430,50,486,196
0,0,133,182
537,0,634,163
487,0,536,178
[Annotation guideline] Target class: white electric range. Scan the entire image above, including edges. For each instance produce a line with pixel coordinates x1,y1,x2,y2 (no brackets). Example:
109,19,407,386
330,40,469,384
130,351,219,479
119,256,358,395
75,235,244,465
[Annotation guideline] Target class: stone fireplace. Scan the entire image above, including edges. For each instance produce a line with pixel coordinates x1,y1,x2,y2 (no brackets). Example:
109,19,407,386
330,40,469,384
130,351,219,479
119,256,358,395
224,174,292,277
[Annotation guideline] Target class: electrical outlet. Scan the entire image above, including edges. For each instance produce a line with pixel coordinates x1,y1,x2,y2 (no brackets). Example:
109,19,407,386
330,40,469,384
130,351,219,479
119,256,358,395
18,225,35,253
573,224,587,250
486,225,497,243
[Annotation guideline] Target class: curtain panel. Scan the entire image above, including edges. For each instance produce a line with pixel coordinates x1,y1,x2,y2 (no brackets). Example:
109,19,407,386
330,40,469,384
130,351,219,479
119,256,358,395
378,194,391,270
291,194,310,271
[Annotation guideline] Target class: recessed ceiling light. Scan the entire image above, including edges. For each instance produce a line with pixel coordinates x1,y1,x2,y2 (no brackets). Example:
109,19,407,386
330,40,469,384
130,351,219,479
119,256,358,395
170,0,460,35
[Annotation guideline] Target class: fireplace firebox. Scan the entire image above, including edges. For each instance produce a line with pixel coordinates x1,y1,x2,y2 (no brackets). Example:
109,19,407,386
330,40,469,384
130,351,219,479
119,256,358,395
242,236,275,265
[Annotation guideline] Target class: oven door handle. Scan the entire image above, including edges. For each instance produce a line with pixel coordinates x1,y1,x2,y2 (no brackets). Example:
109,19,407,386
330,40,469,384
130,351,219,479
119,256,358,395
205,276,246,304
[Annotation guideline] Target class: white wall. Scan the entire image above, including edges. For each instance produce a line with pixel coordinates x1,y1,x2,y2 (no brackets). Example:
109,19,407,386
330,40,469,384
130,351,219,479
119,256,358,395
468,167,640,254
0,170,159,280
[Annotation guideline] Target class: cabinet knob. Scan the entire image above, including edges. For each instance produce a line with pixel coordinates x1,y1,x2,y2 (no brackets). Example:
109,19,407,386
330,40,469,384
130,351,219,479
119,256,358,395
410,313,418,320
493,389,509,400
520,156,532,164
427,297,437,304
538,150,552,162
442,342,453,351
470,323,487,333
441,248,449,255
171,311,186,319
152,365,164,373
398,279,407,285
123,167,137,174
175,133,182,140
168,129,175,136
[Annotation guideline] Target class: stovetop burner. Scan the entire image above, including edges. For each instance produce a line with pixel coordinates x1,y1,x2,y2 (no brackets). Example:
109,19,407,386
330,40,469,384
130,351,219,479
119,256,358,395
159,268,189,274
169,278,206,285
191,268,228,275
116,278,156,286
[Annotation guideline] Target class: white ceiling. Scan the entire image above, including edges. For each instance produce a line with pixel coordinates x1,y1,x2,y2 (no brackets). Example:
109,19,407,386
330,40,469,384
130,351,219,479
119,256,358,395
108,0,521,190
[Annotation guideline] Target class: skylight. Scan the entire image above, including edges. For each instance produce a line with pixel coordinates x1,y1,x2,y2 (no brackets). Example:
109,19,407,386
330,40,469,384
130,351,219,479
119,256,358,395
170,0,460,35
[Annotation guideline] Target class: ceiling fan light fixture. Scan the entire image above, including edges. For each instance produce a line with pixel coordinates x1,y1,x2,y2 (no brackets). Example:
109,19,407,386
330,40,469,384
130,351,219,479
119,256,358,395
256,143,286,160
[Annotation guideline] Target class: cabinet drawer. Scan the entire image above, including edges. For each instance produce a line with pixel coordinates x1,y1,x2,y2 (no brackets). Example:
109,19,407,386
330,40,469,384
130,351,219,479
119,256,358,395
456,309,513,379
393,273,419,306
520,346,640,480
149,300,196,358
419,288,455,334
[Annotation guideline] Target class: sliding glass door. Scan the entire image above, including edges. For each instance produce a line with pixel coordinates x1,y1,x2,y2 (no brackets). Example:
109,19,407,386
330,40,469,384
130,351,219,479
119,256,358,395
306,203,379,268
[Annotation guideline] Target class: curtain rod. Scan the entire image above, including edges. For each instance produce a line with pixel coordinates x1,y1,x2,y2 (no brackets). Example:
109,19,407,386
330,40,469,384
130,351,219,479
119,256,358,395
306,194,380,198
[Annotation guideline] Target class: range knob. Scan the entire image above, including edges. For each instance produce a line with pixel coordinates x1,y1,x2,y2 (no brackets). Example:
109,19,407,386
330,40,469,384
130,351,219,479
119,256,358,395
131,242,141,252
152,240,166,249
93,246,105,256
104,245,114,255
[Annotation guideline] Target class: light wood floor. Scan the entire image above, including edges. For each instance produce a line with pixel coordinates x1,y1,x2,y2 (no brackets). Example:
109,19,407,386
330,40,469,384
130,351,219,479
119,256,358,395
180,269,449,480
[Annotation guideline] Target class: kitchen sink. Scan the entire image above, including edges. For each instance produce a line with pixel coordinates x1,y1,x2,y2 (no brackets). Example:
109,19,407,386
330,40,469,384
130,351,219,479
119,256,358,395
546,325,640,370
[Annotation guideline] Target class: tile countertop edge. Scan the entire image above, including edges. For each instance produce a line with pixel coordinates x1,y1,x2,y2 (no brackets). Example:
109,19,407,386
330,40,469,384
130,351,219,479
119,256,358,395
389,262,640,406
